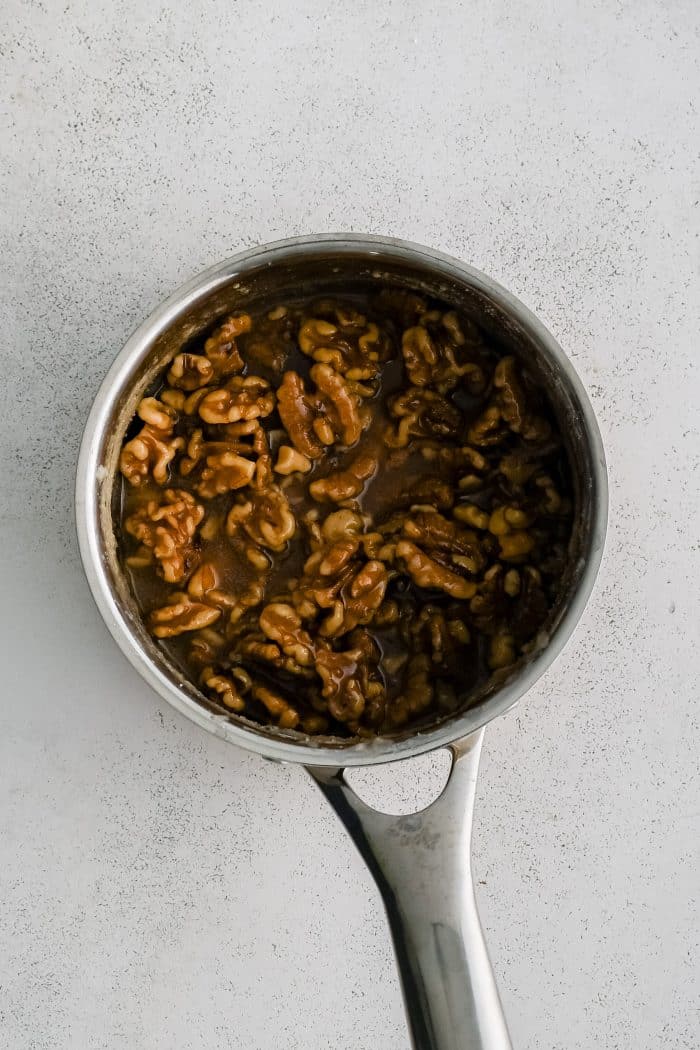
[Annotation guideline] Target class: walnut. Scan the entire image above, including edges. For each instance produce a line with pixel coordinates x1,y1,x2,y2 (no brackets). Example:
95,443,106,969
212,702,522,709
198,375,275,425
259,603,315,667
201,665,250,711
277,366,368,458
488,631,516,670
401,510,488,575
387,654,434,728
180,422,269,498
298,307,390,381
244,305,297,374
385,387,462,447
119,397,184,486
229,579,267,625
468,356,551,446
318,559,390,638
277,371,324,459
309,451,378,504
408,604,471,669
124,488,204,582
203,313,251,377
403,476,455,512
251,683,301,729
310,363,365,447
274,445,312,475
167,353,214,391
401,315,486,394
149,594,221,637
226,485,296,558
395,540,477,599
315,639,385,725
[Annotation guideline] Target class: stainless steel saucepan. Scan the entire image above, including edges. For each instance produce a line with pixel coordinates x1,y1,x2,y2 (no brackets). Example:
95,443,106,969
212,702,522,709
76,234,607,1050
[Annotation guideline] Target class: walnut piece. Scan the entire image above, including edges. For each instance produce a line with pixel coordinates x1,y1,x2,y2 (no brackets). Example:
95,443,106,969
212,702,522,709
277,366,368,460
401,318,485,394
124,488,204,582
198,375,275,425
149,594,221,637
226,485,296,559
309,451,378,504
298,308,390,381
119,397,184,486
203,313,251,377
385,387,462,447
167,353,214,391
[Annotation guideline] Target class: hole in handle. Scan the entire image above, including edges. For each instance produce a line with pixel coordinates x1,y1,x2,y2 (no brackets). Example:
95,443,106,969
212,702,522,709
345,749,452,815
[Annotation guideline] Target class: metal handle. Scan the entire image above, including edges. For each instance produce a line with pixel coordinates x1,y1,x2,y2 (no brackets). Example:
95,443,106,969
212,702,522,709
308,729,512,1050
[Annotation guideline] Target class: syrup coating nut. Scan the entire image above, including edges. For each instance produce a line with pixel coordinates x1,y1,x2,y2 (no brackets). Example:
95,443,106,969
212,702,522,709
149,595,221,637
124,488,204,583
119,397,184,486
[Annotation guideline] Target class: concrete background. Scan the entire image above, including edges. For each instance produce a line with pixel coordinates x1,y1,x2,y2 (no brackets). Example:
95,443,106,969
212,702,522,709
2,1,698,1047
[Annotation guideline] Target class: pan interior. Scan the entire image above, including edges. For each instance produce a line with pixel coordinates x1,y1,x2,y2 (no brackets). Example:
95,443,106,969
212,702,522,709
89,241,601,762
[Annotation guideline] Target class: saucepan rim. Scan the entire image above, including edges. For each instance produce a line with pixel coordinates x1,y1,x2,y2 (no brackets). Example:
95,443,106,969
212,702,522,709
75,233,608,767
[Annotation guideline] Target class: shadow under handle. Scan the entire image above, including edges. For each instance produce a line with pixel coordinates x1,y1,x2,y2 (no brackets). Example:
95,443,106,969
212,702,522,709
308,729,512,1050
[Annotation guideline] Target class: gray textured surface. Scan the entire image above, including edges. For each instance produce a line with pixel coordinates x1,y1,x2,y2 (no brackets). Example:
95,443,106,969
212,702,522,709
2,1,699,1047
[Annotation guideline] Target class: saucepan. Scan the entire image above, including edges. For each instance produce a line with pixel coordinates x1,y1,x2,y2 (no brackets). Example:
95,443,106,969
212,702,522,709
75,234,607,1049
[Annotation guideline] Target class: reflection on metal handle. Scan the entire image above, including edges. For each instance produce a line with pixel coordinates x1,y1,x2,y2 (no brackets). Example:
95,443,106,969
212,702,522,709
308,730,512,1050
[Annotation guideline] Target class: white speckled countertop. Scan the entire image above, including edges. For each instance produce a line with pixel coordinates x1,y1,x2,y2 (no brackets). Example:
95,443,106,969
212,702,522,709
2,2,699,1047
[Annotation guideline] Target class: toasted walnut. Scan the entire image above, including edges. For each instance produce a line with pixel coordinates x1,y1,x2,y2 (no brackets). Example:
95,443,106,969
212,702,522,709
201,665,249,711
203,313,251,377
119,397,184,486
259,603,315,667
149,593,221,637
198,375,275,425
274,445,312,475
167,353,214,391
125,488,204,582
309,451,378,504
226,485,296,557
385,387,462,447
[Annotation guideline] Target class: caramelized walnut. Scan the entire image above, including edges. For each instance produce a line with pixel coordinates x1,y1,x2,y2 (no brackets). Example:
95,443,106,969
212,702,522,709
401,318,485,394
149,594,221,637
203,313,251,377
226,485,296,560
385,387,461,447
315,640,385,725
198,375,275,425
119,397,184,486
309,451,378,504
469,356,551,447
298,308,390,381
124,488,204,583
167,353,214,391
201,665,249,711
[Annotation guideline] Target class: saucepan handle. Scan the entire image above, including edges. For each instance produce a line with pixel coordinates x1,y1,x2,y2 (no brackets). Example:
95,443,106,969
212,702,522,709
308,729,511,1050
